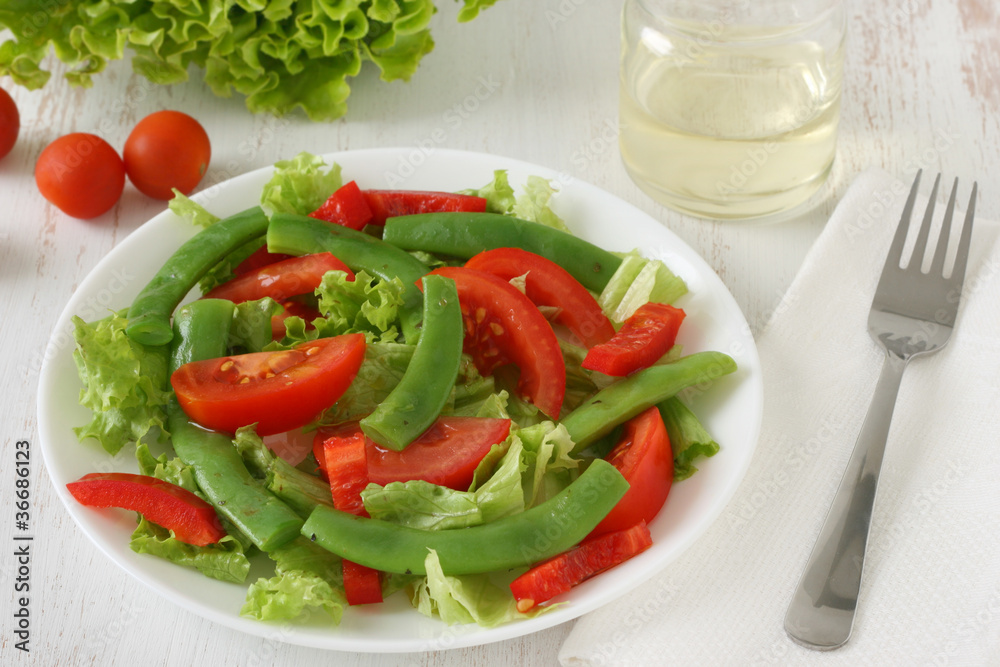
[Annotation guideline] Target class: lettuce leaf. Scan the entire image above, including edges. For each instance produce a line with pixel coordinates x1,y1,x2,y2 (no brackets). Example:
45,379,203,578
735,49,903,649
317,342,415,424
411,549,551,626
130,518,251,584
598,251,688,323
230,298,283,354
260,152,342,215
659,396,720,481
168,192,220,228
0,1,504,121
314,269,405,341
71,310,170,455
241,537,346,623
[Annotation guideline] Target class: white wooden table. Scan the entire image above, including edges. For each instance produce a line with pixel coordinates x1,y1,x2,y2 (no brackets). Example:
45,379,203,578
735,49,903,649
2,1,996,664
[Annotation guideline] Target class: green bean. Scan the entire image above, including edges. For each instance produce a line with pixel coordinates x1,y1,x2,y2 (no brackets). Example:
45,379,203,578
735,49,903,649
265,212,427,342
360,275,463,450
126,206,269,346
561,351,737,453
381,212,623,293
301,459,628,575
168,299,304,552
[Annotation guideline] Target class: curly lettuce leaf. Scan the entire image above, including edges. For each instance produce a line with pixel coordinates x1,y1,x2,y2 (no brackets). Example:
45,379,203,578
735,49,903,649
241,537,346,623
71,310,170,455
230,298,283,354
317,342,415,424
314,269,405,341
130,518,251,584
260,152,342,215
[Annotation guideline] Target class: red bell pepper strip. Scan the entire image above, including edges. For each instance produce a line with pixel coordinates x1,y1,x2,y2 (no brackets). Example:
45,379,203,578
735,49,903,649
582,302,686,377
464,247,616,347
66,472,226,547
309,181,374,231
203,252,354,304
510,522,653,612
364,189,487,225
321,432,384,605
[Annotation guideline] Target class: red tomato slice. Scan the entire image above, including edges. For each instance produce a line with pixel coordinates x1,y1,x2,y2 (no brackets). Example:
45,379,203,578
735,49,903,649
234,245,293,276
342,559,384,605
510,522,653,611
363,189,487,225
310,180,374,230
582,303,686,377
589,406,673,538
203,252,354,303
171,334,366,436
66,472,225,547
314,417,511,491
464,247,616,348
428,266,566,418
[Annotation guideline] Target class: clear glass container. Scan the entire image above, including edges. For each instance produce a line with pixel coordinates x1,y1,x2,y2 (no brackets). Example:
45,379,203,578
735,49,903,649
619,0,846,220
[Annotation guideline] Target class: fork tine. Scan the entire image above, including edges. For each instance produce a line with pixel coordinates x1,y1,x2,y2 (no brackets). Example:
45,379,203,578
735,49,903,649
949,181,978,286
909,173,941,270
929,178,959,276
885,170,923,269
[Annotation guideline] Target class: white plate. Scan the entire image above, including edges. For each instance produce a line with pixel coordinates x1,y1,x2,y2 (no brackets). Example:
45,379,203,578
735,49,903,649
37,148,763,653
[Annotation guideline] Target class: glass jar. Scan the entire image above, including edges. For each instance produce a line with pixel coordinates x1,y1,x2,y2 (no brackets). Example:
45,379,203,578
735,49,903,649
619,0,847,220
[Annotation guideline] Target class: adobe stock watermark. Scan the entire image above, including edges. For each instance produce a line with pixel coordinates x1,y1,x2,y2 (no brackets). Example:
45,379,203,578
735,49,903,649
380,75,504,186
844,128,961,245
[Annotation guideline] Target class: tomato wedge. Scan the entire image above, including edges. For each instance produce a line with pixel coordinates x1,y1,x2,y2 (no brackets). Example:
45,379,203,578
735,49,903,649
310,180,374,231
582,302,686,376
66,472,225,547
171,334,366,436
320,432,384,605
428,266,566,418
464,247,615,347
589,406,673,538
314,417,511,491
364,189,487,225
203,252,354,303
510,522,653,611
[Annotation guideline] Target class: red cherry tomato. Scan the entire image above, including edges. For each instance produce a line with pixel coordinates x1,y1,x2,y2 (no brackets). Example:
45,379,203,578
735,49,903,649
35,133,125,219
124,110,211,200
170,334,366,436
0,87,19,160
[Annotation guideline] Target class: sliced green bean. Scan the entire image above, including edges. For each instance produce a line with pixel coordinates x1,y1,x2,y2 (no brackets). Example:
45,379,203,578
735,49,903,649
381,212,623,293
360,275,463,450
561,351,737,453
302,459,628,575
127,206,269,346
168,299,304,552
265,212,427,342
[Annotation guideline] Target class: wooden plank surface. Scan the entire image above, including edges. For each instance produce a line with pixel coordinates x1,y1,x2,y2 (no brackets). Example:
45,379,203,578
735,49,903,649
1,0,997,664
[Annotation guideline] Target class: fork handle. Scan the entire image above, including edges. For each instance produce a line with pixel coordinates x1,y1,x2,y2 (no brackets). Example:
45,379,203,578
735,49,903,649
783,352,907,650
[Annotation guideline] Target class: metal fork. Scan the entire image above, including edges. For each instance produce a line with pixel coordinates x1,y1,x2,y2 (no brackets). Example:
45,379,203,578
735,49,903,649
783,171,978,650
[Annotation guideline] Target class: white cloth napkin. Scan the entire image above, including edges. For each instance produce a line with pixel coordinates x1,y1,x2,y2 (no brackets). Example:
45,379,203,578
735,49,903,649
560,168,1000,666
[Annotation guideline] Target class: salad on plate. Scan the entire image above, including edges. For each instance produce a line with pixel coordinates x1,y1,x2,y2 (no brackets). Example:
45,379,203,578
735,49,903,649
64,152,738,630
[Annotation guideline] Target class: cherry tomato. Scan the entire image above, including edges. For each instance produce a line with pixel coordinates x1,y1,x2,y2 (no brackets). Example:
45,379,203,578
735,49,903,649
583,302,686,376
510,522,653,611
35,133,125,219
0,87,19,160
124,110,211,200
171,334,366,436
588,406,673,538
464,247,616,348
314,417,511,491
428,266,566,418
